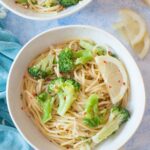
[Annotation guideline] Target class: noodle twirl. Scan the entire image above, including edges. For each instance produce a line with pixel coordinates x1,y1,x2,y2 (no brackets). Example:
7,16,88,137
21,39,130,150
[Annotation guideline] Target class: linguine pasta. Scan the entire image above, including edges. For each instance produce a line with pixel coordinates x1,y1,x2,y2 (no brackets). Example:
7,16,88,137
21,39,129,150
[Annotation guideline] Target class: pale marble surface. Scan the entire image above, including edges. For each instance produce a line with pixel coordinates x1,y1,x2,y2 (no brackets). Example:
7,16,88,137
1,0,150,149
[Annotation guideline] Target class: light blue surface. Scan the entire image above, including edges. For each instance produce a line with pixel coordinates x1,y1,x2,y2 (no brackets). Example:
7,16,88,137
0,0,150,150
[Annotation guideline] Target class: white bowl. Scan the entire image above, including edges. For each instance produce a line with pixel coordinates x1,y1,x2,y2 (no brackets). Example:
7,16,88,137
6,25,145,150
0,0,91,20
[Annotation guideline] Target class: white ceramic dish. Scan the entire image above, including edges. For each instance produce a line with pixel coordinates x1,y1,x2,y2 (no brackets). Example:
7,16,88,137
7,25,145,150
0,0,91,20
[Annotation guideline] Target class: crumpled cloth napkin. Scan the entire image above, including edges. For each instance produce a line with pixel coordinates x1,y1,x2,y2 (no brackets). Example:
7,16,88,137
0,8,32,150
0,5,7,19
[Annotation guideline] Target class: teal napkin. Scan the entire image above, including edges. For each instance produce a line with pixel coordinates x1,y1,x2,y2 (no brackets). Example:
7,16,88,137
0,19,32,150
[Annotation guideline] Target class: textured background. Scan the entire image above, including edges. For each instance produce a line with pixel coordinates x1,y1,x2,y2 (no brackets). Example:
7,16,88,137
1,0,150,149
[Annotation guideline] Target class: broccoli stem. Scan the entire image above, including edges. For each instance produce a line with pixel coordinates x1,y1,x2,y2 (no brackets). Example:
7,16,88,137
42,98,55,123
92,117,120,143
83,94,100,128
58,87,75,116
37,92,55,123
57,92,65,115
92,106,130,144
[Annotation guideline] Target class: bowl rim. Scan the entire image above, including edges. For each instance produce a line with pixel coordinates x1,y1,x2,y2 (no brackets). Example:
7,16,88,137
0,0,92,21
6,25,146,150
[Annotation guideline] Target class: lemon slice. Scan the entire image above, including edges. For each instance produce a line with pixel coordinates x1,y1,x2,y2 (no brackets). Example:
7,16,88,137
119,9,146,46
114,8,150,59
95,56,128,104
133,33,150,59
144,0,150,6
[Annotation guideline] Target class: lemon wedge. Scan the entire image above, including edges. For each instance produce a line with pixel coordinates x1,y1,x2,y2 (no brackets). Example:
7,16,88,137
133,33,150,59
144,0,150,6
95,56,128,104
114,8,150,59
119,9,146,46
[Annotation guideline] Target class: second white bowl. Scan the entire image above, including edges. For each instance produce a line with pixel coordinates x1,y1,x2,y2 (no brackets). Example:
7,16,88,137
0,0,92,20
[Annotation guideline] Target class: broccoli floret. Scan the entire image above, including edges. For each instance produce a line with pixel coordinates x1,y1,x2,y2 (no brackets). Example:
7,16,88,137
79,40,106,56
83,94,107,128
59,0,80,7
92,106,130,144
96,47,107,55
110,106,130,123
28,55,54,79
58,48,75,73
48,78,80,116
74,49,93,65
65,79,80,91
16,0,28,4
37,92,55,123
48,77,65,93
108,51,118,58
44,0,58,7
79,40,94,50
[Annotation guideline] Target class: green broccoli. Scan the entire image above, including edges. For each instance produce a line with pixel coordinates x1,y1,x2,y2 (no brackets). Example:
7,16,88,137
48,77,65,93
16,0,28,4
92,106,130,144
74,49,93,65
48,77,80,116
58,48,75,73
79,40,94,51
59,0,80,7
83,94,100,128
28,55,54,79
58,46,94,71
79,40,106,56
37,92,55,123
96,47,107,56
44,0,58,7
83,94,107,128
108,51,118,58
